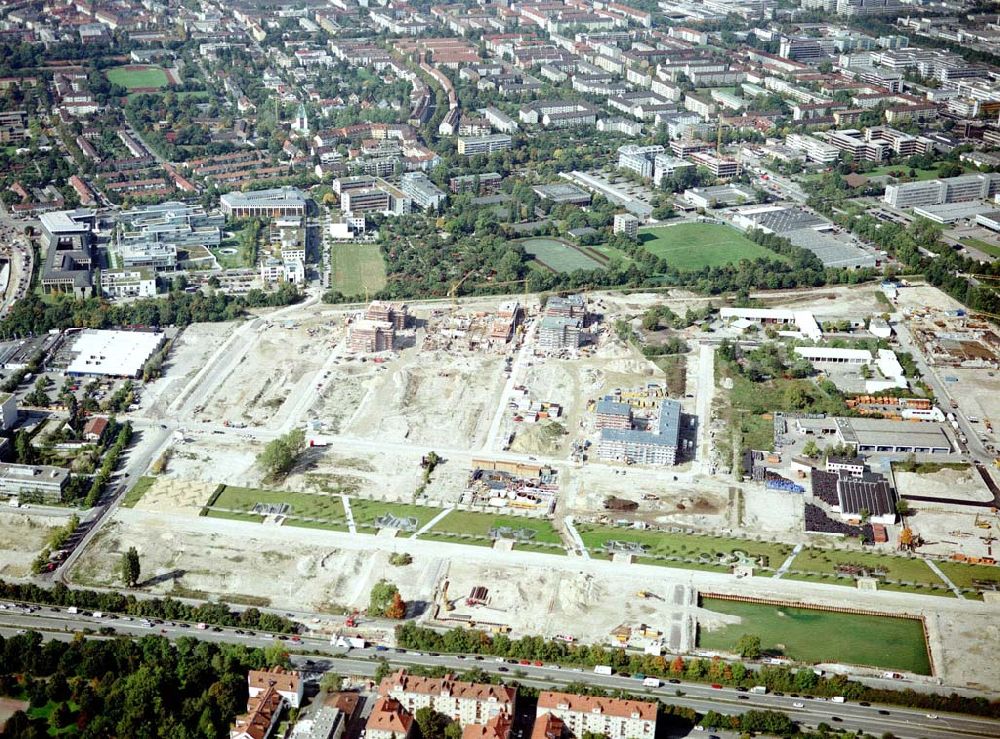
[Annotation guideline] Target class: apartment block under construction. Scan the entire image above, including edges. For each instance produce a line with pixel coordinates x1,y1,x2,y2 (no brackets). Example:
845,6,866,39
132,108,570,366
348,319,395,353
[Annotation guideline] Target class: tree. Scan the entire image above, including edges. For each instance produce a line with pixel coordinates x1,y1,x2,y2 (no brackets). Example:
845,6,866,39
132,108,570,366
802,439,821,459
319,672,342,692
256,428,306,479
794,667,819,691
120,547,140,588
669,655,685,675
385,591,407,620
369,580,401,617
735,634,762,660
895,499,911,517
415,707,453,739
374,657,392,684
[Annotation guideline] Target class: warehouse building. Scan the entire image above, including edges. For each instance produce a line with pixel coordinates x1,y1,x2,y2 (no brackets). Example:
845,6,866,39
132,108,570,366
720,308,823,341
793,416,952,454
598,399,682,466
63,329,166,378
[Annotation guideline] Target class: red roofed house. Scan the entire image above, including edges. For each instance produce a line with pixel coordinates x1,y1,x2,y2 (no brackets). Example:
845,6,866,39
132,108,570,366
463,712,512,739
249,666,304,708
380,669,516,726
230,685,283,739
530,713,565,739
535,692,657,739
366,697,415,739
83,416,109,442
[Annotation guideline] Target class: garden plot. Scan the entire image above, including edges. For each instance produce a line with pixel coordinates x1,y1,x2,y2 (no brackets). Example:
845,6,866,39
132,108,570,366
0,512,63,578
347,348,506,449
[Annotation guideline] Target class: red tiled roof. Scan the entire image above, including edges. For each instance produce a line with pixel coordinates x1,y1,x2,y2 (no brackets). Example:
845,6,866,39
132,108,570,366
231,686,282,739
537,692,657,721
249,666,301,694
530,714,564,739
463,712,512,739
382,670,516,704
367,697,413,734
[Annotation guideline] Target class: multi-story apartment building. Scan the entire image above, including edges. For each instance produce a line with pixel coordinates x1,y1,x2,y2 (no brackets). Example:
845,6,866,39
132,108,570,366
688,151,742,178
450,173,503,195
400,172,447,210
835,0,902,16
598,399,683,466
348,320,395,353
457,134,513,155
366,698,414,739
617,145,663,180
538,316,582,350
653,154,695,187
535,693,657,739
613,213,639,239
379,671,515,727
785,133,840,163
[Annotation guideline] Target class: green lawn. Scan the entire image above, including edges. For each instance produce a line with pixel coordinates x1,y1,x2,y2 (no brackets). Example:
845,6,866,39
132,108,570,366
329,243,387,298
698,597,931,674
958,237,1000,258
207,485,348,525
790,549,947,589
936,561,1000,591
575,524,792,570
120,476,156,508
638,223,785,271
591,243,632,263
517,238,606,274
106,66,170,90
426,510,564,545
349,498,440,532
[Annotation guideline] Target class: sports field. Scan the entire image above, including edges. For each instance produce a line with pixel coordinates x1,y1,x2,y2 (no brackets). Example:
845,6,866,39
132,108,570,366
698,597,931,674
329,244,387,297
638,223,784,270
518,238,606,274
106,65,170,90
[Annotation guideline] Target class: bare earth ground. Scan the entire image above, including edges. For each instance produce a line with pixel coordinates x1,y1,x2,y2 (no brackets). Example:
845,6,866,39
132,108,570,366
0,511,62,578
0,697,29,729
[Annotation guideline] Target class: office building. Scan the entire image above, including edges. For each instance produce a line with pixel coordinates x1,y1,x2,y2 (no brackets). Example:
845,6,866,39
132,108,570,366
220,187,308,217
400,172,447,210
457,134,513,155
617,145,664,180
884,173,1000,209
39,208,96,298
0,464,70,504
100,267,157,299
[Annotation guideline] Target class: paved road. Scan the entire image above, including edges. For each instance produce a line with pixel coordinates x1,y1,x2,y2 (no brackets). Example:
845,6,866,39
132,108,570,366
0,607,996,739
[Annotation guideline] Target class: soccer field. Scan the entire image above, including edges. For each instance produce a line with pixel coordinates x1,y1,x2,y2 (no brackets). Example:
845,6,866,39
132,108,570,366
639,223,785,270
106,66,170,90
698,597,931,674
329,243,387,297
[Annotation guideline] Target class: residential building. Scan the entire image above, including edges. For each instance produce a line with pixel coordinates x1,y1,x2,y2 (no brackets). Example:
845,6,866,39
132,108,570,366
688,151,742,178
617,145,663,180
457,134,513,155
538,316,582,350
613,213,639,239
348,320,395,353
341,188,392,214
545,295,586,319
366,698,414,739
248,668,304,709
836,0,902,16
463,714,512,739
598,399,683,466
260,257,305,286
100,268,157,299
290,707,345,739
535,692,657,739
401,172,447,210
483,107,519,133
82,416,109,442
785,133,840,164
0,394,16,431
220,187,308,217
595,397,633,430
450,173,502,195
0,464,70,504
379,670,516,727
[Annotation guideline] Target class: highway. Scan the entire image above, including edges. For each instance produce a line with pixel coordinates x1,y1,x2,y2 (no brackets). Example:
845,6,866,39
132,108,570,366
0,605,997,739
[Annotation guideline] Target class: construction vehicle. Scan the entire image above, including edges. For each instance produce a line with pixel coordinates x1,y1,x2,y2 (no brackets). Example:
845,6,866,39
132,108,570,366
975,514,992,530
345,612,360,628
441,580,455,612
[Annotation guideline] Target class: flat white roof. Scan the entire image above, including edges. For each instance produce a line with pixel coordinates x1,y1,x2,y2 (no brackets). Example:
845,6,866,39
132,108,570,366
795,346,872,361
66,329,165,377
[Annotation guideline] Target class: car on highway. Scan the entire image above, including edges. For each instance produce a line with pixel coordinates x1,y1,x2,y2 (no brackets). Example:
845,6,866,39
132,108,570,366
793,702,804,708
737,696,749,700
878,710,890,715
710,684,723,690
925,714,938,720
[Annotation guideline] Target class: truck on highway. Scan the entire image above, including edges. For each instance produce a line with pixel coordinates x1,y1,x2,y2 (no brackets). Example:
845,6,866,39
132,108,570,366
642,677,660,688
593,665,613,676
830,696,845,703
750,686,768,694
196,623,207,630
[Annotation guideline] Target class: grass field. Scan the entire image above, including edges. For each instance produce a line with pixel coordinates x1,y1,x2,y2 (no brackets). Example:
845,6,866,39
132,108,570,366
958,237,1000,258
349,498,439,532
425,510,564,546
120,476,156,508
329,244,387,297
790,549,946,588
638,223,784,271
519,238,606,274
208,485,347,526
106,66,170,90
698,597,931,674
936,561,1000,591
576,524,792,570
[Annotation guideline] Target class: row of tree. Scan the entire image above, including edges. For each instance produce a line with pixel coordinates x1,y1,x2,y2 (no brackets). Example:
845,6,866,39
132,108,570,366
394,623,1000,718
0,580,298,634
